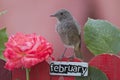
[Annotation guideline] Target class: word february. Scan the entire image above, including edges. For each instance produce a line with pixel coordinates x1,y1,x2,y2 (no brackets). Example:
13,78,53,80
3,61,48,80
50,61,88,76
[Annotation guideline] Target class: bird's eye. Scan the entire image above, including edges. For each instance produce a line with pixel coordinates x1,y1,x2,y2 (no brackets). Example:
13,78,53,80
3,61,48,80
60,12,63,15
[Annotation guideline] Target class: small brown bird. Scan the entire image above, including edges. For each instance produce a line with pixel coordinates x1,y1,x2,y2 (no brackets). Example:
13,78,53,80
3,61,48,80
51,9,82,59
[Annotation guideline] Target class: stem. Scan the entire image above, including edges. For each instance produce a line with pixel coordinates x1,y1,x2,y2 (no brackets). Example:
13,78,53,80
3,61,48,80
26,68,30,80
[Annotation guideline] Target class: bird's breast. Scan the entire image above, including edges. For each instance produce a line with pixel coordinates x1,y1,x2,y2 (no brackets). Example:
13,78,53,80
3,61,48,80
56,23,66,33
56,22,73,46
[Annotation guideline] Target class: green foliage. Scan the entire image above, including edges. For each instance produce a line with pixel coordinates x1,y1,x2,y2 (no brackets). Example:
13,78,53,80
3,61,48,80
76,66,108,80
0,28,8,60
84,18,120,55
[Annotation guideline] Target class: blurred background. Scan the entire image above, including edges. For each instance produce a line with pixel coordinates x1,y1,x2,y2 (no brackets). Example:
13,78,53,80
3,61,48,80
0,0,120,61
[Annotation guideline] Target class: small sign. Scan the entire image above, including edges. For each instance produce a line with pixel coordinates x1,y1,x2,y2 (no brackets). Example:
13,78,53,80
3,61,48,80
50,61,88,76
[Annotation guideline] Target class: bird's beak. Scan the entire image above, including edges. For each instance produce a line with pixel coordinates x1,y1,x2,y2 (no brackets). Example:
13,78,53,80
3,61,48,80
50,14,55,17
50,13,57,17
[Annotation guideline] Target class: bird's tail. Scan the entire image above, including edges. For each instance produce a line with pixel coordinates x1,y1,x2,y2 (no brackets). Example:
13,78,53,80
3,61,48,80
74,42,83,59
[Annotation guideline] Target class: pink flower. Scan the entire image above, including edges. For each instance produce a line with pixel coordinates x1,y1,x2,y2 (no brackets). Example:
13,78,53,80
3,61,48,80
4,33,53,70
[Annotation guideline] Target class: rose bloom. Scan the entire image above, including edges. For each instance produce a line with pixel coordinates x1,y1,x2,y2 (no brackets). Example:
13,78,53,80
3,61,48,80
4,33,53,70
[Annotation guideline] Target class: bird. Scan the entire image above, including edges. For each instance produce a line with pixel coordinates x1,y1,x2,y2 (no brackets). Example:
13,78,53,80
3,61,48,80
51,9,82,59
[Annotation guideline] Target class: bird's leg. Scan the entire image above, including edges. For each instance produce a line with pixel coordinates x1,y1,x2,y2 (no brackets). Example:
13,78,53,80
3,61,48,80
68,49,75,61
59,47,67,60
62,47,67,57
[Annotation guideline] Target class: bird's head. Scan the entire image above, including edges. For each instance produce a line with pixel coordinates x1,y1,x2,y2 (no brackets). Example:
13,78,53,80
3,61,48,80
51,9,73,22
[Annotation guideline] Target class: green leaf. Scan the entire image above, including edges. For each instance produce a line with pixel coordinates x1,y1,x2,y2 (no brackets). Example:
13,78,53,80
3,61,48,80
0,28,8,60
76,66,108,80
84,18,120,55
